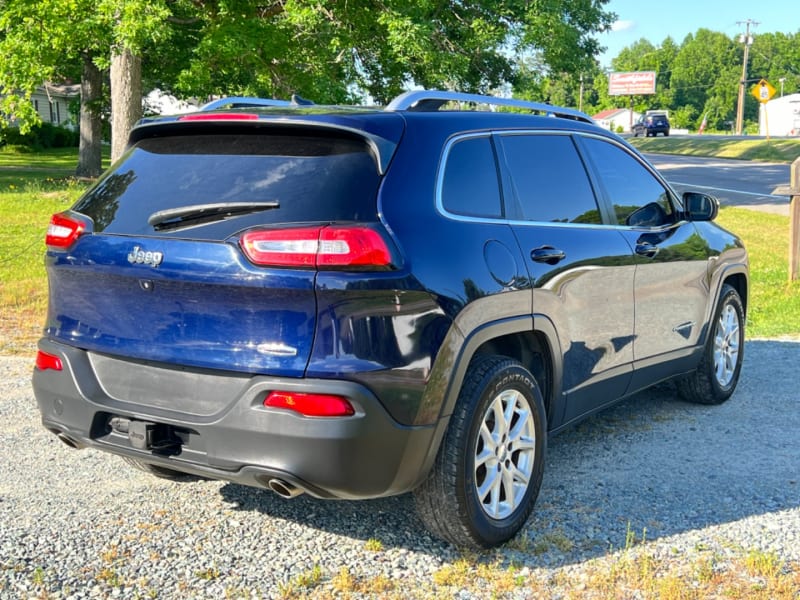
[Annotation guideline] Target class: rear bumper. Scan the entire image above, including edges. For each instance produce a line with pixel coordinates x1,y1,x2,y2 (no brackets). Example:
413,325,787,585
32,339,439,499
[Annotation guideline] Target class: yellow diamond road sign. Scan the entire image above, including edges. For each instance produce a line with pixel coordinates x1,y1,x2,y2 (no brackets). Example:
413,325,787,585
751,79,776,103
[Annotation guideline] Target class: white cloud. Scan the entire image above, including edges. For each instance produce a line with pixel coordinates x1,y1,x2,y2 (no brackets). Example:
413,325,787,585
611,20,635,32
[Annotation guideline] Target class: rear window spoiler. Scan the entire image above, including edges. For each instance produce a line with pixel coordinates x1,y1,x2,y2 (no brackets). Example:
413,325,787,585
129,118,398,175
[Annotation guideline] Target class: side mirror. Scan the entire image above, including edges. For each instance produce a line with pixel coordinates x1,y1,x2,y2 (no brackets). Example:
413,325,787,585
682,191,719,222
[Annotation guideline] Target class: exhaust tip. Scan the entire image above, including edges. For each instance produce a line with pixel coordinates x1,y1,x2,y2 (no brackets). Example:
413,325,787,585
56,432,84,449
268,478,304,499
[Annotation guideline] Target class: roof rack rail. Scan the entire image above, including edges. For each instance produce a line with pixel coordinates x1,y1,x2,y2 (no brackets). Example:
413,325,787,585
200,97,292,111
385,90,593,124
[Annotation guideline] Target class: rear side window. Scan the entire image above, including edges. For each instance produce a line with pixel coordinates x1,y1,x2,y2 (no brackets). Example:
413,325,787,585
72,131,381,239
440,136,502,219
500,134,602,224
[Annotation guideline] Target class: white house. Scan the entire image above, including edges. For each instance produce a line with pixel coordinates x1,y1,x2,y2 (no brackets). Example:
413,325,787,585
759,93,800,137
592,108,641,133
31,83,80,129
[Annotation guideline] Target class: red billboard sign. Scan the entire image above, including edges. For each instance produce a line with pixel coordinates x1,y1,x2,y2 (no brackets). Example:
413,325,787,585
608,71,656,96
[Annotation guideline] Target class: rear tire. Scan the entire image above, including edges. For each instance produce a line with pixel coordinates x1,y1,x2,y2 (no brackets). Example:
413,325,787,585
677,284,744,404
121,456,194,480
414,355,546,548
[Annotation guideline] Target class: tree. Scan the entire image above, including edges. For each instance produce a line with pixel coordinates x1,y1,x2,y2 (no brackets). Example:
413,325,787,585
670,29,739,129
173,1,616,104
0,0,108,176
0,0,174,169
3,0,617,170
749,32,800,97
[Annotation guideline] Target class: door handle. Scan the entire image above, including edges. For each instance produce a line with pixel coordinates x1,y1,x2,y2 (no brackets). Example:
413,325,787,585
531,246,566,265
635,241,659,257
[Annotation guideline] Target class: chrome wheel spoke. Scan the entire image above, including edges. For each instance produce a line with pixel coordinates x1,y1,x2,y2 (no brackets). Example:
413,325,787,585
510,435,536,453
713,304,741,387
479,421,497,453
475,447,494,470
508,463,530,486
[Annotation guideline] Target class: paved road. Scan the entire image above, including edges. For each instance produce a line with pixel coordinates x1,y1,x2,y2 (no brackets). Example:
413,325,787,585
645,153,793,216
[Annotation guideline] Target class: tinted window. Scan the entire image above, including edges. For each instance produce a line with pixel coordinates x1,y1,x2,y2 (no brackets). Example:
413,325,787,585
501,134,601,224
72,132,380,239
581,137,674,227
441,136,502,218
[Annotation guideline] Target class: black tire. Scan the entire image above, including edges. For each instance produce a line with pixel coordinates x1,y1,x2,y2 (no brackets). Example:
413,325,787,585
414,355,547,548
676,284,744,404
121,456,194,481
664,130,670,136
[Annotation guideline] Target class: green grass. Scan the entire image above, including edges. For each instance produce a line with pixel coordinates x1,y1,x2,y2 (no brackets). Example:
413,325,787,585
1,147,799,355
0,148,93,353
0,145,103,169
716,207,800,337
628,136,800,163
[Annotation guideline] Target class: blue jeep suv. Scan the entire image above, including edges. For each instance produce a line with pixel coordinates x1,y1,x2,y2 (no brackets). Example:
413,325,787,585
33,90,748,548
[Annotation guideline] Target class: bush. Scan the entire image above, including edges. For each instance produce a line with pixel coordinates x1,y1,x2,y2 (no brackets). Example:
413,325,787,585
0,122,79,150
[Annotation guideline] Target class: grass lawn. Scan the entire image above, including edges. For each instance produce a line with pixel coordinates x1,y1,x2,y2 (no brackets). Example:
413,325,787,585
628,136,800,163
716,207,800,337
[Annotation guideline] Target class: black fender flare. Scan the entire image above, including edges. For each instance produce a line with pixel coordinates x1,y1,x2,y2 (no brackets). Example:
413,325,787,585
412,313,564,487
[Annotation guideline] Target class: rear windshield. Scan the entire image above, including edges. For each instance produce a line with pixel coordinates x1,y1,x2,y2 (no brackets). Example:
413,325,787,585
72,130,381,240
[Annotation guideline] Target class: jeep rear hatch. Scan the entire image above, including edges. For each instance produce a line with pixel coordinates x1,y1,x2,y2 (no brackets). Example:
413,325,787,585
43,121,399,376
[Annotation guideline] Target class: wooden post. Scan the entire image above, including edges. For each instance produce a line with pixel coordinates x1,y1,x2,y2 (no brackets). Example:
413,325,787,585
790,157,800,281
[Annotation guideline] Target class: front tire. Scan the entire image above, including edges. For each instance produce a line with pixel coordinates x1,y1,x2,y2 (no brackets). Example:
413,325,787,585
677,284,744,404
414,355,546,548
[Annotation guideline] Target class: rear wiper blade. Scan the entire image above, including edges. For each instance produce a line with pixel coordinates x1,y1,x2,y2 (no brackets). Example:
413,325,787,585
148,201,280,230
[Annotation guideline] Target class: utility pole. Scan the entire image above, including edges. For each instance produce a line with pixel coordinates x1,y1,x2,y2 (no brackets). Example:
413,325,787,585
579,74,584,113
735,19,758,135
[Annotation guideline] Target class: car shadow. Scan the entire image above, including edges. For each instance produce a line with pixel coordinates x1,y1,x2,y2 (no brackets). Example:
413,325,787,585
217,339,800,566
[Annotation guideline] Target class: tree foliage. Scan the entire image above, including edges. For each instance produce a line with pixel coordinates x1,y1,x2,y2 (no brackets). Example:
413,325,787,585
535,27,800,132
1,0,616,168
168,0,616,104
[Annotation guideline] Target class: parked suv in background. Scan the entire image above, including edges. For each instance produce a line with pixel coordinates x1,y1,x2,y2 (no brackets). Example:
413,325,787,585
33,90,747,549
632,112,671,136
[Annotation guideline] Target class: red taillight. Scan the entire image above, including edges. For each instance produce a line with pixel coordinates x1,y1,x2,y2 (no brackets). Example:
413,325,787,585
179,113,259,121
240,225,392,269
46,213,86,249
35,350,63,371
264,391,355,417
241,226,321,267
317,226,392,267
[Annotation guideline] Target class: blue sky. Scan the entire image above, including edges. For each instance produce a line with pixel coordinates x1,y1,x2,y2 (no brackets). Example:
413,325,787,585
598,0,799,67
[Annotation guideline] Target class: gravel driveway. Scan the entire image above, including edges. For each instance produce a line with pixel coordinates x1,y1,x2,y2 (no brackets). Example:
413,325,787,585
2,339,799,598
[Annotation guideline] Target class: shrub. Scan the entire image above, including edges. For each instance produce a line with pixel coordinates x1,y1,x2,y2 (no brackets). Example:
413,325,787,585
0,122,79,150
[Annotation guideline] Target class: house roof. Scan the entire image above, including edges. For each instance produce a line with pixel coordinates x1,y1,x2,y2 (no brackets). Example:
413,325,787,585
592,108,628,120
37,83,81,98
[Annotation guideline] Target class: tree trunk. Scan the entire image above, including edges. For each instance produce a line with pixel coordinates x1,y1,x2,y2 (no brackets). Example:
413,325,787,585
75,55,103,178
110,47,142,162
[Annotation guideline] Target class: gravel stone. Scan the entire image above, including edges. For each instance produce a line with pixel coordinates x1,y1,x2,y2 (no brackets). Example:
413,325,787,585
2,339,799,597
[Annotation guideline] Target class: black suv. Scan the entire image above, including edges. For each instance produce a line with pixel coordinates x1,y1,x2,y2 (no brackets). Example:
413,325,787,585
632,112,671,137
33,90,747,548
